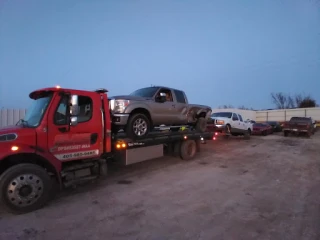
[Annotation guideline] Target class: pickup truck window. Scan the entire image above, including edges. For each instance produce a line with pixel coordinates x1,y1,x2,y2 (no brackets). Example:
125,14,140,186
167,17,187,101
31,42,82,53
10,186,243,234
54,95,93,125
232,113,239,121
238,114,243,122
129,87,159,98
174,90,186,103
157,88,173,102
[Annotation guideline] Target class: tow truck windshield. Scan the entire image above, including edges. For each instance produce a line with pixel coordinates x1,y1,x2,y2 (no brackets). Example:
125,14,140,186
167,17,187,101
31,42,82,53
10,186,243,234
19,93,52,127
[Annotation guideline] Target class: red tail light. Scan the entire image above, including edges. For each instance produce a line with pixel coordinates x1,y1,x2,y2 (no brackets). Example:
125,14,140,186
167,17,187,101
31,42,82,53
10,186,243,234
213,137,216,140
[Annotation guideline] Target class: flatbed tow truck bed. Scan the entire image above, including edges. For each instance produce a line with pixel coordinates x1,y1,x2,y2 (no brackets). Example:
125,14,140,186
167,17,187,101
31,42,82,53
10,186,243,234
110,129,216,165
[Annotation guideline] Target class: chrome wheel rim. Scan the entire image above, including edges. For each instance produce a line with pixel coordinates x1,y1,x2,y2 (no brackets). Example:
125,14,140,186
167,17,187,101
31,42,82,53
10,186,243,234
7,174,44,207
133,118,148,136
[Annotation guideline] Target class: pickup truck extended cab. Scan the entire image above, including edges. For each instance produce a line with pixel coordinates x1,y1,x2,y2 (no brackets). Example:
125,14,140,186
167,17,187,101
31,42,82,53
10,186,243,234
210,111,253,136
109,86,212,139
283,117,315,137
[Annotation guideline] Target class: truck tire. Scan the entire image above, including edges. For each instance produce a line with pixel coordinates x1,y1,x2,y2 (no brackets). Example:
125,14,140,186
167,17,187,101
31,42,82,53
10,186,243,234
284,131,289,137
0,163,53,214
126,113,151,139
225,124,231,134
195,117,207,132
180,140,196,160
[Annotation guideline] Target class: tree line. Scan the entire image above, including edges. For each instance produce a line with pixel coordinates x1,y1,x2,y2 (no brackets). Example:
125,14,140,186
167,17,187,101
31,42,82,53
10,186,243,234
218,92,317,110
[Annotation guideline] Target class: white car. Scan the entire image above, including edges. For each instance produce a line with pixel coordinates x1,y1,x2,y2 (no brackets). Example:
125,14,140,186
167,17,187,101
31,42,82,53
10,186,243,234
210,111,253,136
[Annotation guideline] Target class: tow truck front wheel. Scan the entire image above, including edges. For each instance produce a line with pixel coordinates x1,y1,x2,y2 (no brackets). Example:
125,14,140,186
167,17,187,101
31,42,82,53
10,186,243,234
0,163,52,214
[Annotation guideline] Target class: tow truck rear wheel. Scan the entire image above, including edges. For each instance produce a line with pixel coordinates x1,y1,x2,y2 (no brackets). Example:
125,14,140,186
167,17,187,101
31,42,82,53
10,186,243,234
0,163,52,214
180,140,197,160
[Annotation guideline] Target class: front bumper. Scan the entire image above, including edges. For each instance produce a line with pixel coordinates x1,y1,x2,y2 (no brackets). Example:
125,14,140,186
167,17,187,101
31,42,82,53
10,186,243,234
206,123,226,133
112,113,130,125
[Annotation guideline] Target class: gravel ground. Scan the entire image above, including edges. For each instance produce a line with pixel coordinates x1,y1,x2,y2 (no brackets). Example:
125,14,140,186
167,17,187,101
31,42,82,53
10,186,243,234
0,132,319,240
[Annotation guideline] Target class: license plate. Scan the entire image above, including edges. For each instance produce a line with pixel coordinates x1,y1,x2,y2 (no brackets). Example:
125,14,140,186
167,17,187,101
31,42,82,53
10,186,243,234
293,129,298,131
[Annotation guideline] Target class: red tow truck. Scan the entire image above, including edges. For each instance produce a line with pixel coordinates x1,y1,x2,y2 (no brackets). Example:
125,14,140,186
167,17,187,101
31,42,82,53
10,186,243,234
0,86,216,214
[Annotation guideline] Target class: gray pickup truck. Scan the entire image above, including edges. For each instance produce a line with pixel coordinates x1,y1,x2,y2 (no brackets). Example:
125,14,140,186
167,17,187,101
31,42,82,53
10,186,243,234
109,86,212,139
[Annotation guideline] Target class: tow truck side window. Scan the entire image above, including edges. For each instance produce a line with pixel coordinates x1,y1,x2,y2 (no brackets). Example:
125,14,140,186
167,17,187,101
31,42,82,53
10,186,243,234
54,95,93,125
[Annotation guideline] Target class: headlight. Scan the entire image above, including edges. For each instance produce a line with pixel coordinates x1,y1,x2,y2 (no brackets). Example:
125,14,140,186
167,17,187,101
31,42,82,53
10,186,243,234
216,120,224,125
110,99,130,113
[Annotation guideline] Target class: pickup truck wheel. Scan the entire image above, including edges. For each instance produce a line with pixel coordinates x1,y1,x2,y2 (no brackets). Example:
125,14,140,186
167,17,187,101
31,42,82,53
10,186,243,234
284,131,289,137
244,130,251,140
195,117,207,132
225,124,231,134
126,113,151,139
0,163,52,214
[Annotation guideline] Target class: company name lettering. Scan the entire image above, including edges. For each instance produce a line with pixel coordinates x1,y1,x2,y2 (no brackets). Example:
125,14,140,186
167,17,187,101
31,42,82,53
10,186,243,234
58,144,90,151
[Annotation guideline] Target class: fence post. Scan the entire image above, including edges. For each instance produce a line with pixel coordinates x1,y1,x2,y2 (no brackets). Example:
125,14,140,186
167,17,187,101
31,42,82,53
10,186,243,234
284,110,286,121
266,112,268,121
305,109,306,117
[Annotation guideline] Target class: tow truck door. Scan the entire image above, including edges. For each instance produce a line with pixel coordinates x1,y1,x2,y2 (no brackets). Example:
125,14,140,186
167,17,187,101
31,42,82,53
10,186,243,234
46,93,103,162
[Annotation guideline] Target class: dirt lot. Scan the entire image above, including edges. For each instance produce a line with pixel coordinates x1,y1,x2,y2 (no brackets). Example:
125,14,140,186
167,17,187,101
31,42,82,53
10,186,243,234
0,132,320,240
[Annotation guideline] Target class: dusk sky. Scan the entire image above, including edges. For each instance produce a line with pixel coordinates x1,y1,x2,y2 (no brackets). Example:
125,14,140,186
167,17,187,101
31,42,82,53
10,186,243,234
0,0,319,110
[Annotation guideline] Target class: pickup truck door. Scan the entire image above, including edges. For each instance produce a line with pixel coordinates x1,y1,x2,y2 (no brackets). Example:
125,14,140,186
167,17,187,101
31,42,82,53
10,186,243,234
231,113,241,132
171,89,189,124
152,88,176,126
238,114,247,132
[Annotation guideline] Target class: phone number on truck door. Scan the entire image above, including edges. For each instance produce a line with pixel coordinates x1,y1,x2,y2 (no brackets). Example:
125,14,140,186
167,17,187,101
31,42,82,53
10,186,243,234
54,150,99,161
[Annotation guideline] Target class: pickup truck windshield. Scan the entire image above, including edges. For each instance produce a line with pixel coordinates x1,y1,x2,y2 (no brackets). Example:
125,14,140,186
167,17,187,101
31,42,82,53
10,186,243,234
211,112,232,118
20,93,52,127
130,87,159,98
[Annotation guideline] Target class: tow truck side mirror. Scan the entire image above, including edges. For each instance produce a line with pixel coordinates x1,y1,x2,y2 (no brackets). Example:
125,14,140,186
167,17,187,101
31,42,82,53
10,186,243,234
69,95,79,126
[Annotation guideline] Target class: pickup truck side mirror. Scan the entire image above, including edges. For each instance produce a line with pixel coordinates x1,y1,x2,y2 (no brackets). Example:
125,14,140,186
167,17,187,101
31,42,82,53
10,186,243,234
156,92,167,103
69,95,79,126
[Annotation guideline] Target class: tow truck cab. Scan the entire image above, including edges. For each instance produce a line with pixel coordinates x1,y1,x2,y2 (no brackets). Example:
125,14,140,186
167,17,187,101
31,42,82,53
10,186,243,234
0,87,113,212
0,86,215,214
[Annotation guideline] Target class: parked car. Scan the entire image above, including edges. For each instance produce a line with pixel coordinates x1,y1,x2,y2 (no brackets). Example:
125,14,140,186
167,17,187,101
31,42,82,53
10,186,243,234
109,86,212,138
252,123,273,136
210,112,252,137
283,117,315,137
265,121,282,132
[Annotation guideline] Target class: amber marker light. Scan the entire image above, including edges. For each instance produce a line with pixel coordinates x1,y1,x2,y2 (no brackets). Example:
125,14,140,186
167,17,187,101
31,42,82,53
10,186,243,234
11,146,19,151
